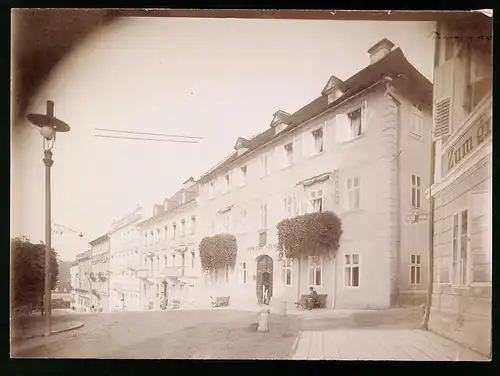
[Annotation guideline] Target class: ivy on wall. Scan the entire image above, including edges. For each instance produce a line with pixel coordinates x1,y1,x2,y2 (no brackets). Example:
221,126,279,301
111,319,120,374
277,211,343,260
199,233,237,271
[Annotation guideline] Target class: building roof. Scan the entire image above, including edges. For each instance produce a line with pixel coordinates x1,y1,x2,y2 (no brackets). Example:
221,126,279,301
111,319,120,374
89,233,109,246
198,46,432,183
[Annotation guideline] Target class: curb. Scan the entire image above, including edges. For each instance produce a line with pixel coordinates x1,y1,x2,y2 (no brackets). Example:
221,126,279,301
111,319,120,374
13,321,84,341
290,332,302,359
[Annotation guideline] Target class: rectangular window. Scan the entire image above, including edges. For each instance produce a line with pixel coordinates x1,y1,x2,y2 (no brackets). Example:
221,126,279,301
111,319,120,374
164,255,168,268
284,197,295,218
260,154,269,177
190,216,196,234
346,177,361,211
191,251,195,269
181,220,186,236
459,209,469,285
410,254,421,285
410,105,424,137
208,181,215,199
284,143,293,166
241,166,247,186
172,224,176,239
283,258,292,286
344,254,360,287
310,189,324,213
224,173,230,192
258,230,267,247
411,175,421,209
260,204,268,229
348,108,362,139
452,213,459,284
242,262,247,284
308,256,322,287
238,209,247,233
312,128,324,154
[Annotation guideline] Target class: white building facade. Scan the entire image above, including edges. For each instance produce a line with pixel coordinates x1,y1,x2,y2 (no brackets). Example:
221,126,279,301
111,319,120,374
108,206,144,311
197,39,433,310
428,15,492,357
137,178,201,309
89,234,111,312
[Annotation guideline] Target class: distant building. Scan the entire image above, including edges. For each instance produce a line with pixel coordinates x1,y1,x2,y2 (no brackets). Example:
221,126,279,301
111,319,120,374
89,233,111,312
72,250,92,312
196,38,433,309
428,14,492,357
137,177,200,309
54,260,72,293
108,206,144,311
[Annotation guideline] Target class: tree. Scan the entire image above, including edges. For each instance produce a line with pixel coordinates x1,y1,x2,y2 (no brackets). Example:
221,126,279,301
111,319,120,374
198,233,237,272
11,237,59,310
277,211,343,260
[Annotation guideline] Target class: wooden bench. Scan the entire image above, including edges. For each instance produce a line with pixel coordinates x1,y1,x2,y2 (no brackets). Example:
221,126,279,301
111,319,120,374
211,296,230,307
295,294,328,309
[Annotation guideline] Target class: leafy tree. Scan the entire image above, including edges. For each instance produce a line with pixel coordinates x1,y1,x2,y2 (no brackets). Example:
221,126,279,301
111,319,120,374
11,237,59,311
199,233,237,271
277,211,343,260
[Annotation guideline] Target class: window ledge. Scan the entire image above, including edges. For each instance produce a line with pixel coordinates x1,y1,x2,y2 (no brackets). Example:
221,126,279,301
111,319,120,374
341,133,366,145
409,132,424,142
343,285,360,289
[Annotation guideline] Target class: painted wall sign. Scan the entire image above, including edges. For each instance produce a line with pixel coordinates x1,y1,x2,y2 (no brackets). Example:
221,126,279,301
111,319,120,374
246,243,278,252
442,111,491,177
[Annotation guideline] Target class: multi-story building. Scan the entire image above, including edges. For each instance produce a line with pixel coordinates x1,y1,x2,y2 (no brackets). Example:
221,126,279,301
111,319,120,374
108,206,144,311
428,14,492,357
89,234,111,312
72,250,92,312
197,38,433,310
137,177,200,309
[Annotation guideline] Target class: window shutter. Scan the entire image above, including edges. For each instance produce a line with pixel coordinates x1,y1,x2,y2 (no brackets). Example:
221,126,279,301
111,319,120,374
361,100,368,133
470,191,491,283
302,132,312,157
434,98,452,138
324,119,335,150
433,61,454,139
335,114,348,143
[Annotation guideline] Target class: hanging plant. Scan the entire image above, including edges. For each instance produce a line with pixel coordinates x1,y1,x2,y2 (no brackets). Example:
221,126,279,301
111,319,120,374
277,211,343,260
199,233,237,271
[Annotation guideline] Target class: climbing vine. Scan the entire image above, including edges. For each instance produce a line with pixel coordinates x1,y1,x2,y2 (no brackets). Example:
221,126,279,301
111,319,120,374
199,233,237,271
277,211,342,260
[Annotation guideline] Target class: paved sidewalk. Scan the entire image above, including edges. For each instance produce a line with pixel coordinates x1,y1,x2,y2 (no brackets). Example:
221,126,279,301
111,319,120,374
293,328,488,361
11,314,84,341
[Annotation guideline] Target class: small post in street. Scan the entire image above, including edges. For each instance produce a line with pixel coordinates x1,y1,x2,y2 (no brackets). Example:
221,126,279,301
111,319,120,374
258,308,270,332
27,100,71,337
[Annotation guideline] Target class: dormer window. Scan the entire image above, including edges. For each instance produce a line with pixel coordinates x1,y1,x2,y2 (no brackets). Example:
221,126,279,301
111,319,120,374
275,123,287,134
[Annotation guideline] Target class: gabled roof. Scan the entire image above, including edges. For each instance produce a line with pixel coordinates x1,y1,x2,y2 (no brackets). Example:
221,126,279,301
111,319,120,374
269,110,291,127
234,137,250,150
198,46,432,184
321,75,347,95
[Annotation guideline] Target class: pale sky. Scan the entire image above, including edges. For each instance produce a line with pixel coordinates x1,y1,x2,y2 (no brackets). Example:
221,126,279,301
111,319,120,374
12,17,436,261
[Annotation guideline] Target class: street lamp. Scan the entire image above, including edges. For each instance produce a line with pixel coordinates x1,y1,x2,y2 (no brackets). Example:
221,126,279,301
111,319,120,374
27,100,70,337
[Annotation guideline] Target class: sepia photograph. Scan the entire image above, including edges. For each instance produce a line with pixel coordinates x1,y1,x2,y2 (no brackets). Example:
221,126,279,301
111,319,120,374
10,9,492,361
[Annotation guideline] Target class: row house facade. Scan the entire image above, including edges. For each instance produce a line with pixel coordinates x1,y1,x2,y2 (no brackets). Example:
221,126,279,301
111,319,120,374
89,234,111,312
137,177,200,309
428,14,492,357
108,206,144,311
71,250,92,312
197,38,433,310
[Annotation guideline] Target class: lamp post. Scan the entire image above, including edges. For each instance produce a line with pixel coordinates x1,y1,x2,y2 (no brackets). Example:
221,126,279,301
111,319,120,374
27,100,70,336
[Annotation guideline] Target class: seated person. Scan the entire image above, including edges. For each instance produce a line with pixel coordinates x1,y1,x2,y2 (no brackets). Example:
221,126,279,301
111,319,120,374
307,287,318,310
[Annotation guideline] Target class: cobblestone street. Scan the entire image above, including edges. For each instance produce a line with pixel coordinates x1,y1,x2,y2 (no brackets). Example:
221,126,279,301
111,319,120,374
11,309,300,359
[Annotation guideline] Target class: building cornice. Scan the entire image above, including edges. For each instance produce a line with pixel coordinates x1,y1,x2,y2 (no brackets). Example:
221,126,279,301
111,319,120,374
138,199,198,229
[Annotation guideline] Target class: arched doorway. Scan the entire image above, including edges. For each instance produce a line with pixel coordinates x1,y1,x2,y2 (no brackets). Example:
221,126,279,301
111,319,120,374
256,255,273,304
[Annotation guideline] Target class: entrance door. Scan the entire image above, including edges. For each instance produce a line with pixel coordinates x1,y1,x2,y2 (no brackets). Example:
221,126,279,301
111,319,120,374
256,255,273,304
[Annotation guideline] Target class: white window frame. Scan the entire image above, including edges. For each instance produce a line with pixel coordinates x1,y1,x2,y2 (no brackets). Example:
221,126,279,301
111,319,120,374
410,105,424,138
411,175,421,209
181,220,186,236
310,188,324,213
409,254,422,285
208,181,215,199
282,258,292,286
451,208,470,286
348,107,363,140
260,204,268,230
312,127,324,155
260,154,269,177
346,177,361,211
344,253,360,288
240,166,248,186
190,217,196,234
223,173,231,192
308,256,322,287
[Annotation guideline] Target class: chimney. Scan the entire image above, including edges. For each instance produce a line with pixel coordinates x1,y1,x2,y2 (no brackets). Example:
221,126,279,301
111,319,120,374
367,38,395,65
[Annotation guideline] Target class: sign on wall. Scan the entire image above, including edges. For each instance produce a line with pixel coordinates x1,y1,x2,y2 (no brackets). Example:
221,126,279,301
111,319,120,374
441,111,491,177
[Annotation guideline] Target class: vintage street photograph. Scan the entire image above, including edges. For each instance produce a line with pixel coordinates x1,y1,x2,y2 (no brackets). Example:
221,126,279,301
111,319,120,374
10,9,492,360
